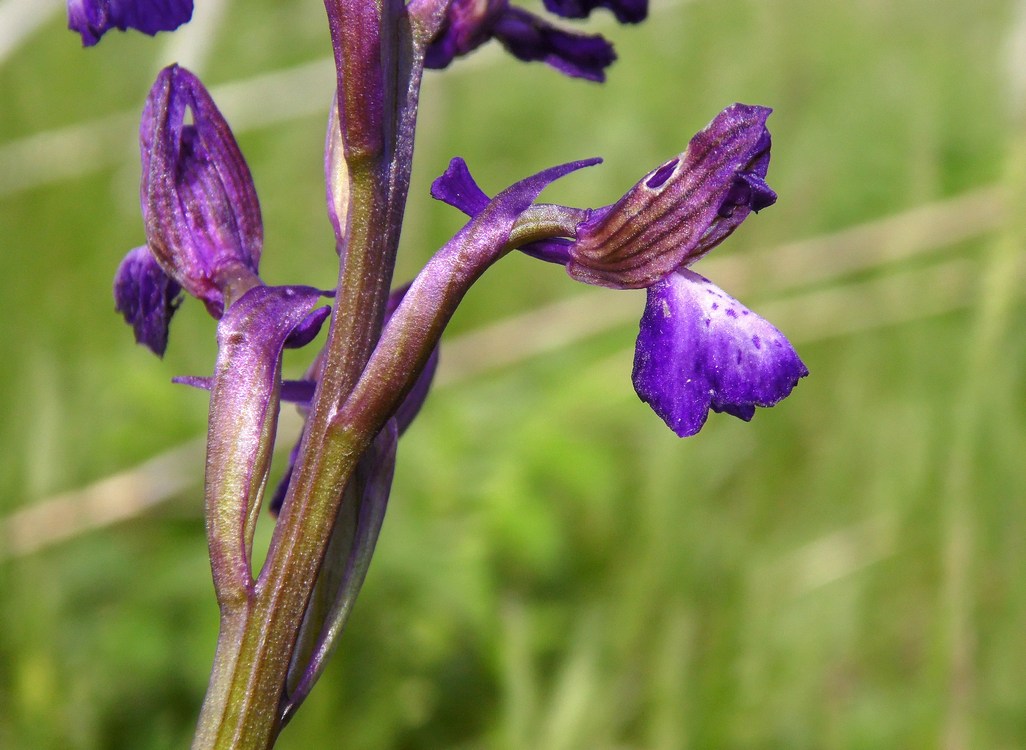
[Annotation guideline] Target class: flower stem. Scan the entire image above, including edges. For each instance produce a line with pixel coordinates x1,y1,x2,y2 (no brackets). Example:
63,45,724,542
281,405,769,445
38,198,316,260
189,169,394,749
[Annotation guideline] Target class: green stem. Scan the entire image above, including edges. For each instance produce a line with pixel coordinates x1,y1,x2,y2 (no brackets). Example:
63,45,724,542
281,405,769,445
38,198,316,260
190,170,391,750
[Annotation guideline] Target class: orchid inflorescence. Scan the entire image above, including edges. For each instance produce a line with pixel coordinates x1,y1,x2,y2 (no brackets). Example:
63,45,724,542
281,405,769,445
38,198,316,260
70,0,807,746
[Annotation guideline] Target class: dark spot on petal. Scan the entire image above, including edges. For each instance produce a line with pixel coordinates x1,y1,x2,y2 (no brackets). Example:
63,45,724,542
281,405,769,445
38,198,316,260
711,302,719,310
752,335,762,349
646,158,679,189
726,308,738,318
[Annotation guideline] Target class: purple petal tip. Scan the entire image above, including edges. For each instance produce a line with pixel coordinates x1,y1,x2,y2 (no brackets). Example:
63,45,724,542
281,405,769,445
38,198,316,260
431,158,491,217
113,246,182,357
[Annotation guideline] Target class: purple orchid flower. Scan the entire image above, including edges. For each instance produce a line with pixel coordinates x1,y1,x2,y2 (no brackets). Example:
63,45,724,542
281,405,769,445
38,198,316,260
425,0,635,81
432,103,807,437
115,65,329,355
68,0,193,46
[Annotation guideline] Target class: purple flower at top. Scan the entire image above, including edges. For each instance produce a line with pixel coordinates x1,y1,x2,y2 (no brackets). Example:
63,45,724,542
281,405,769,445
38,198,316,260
68,0,193,46
432,104,807,436
543,0,647,24
425,0,620,82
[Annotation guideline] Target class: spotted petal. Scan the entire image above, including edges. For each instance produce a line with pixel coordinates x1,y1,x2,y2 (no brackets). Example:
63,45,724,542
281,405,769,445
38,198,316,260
632,269,807,437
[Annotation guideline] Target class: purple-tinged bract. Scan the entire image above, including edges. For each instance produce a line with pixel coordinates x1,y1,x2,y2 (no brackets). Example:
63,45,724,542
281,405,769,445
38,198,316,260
68,0,193,46
568,103,775,289
113,245,182,356
633,270,808,437
142,65,263,318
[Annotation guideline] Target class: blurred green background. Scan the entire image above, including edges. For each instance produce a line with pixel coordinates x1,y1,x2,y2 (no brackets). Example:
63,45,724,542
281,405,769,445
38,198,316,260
2,0,1025,747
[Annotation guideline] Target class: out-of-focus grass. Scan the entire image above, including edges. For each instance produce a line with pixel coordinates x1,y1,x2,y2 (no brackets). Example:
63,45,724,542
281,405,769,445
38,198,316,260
1,0,1024,748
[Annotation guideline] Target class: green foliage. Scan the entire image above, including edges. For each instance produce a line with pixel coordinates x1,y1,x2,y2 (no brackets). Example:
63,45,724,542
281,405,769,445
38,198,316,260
1,0,1023,747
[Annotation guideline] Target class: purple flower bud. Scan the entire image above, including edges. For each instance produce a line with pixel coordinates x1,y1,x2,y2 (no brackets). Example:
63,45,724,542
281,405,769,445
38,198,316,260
113,245,182,356
141,65,263,318
568,103,776,289
68,0,193,46
543,0,647,24
425,0,616,82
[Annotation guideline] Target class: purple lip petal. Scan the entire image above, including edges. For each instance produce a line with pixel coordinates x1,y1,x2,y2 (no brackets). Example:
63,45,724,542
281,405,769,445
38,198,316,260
113,245,183,357
543,0,647,23
632,270,808,437
142,65,263,315
68,0,194,46
568,103,774,289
